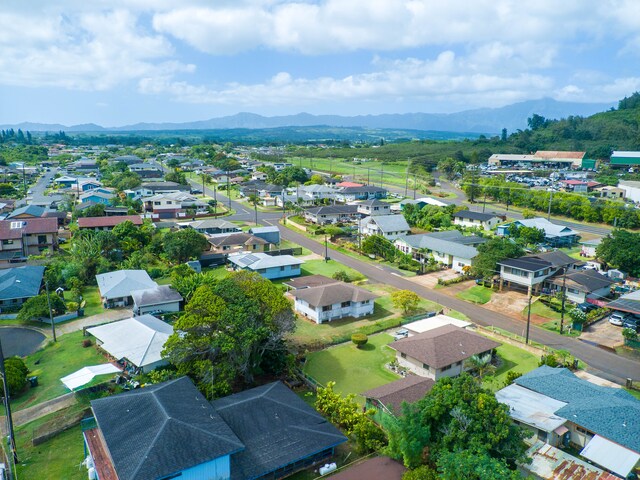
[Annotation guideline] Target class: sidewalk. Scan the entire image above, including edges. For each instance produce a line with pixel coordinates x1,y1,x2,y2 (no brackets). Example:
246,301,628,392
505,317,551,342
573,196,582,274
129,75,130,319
56,308,132,335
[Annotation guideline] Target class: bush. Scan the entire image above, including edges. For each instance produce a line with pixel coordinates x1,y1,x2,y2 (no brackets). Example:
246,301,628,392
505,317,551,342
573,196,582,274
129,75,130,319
66,301,79,312
622,328,638,341
351,333,368,348
3,357,28,396
503,370,523,388
437,275,467,286
82,339,92,348
332,270,351,283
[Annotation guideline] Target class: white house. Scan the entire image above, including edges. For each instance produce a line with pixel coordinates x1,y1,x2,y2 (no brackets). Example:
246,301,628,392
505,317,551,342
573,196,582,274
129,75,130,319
131,285,183,316
356,199,391,216
452,210,502,231
391,325,500,380
359,214,410,240
497,251,579,295
290,281,378,324
96,269,158,308
619,180,640,203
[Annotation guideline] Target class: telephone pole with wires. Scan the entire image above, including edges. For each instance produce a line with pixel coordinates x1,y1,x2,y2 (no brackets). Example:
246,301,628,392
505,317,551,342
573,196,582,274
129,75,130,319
0,336,19,466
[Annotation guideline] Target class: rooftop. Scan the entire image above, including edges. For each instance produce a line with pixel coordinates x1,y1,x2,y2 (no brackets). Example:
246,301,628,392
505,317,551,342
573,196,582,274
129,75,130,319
361,214,410,233
453,210,500,222
291,281,378,308
0,265,44,301
130,285,183,308
78,215,143,228
362,375,435,414
96,269,157,300
207,232,267,248
0,217,58,239
227,252,303,270
283,274,339,290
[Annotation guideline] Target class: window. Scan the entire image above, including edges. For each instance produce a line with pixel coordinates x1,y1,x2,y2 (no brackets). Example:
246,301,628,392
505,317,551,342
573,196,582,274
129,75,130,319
280,266,285,271
576,426,592,435
322,305,333,312
38,235,47,244
154,201,161,205
222,245,230,251
341,301,350,308
258,268,266,273
2,240,13,245
422,363,430,369
440,364,452,371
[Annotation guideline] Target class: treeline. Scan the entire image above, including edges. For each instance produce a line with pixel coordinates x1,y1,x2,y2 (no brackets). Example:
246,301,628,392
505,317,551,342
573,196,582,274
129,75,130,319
1,128,33,144
0,144,48,165
470,177,640,228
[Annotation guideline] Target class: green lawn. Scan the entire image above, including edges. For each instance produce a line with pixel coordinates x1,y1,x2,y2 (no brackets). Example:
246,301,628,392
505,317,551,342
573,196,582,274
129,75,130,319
64,286,103,317
625,388,640,400
482,343,540,392
303,333,399,400
300,259,365,282
456,285,493,304
523,299,562,320
9,331,109,411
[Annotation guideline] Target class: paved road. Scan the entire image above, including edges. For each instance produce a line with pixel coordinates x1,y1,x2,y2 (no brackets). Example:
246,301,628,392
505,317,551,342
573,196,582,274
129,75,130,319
19,166,64,207
190,179,640,384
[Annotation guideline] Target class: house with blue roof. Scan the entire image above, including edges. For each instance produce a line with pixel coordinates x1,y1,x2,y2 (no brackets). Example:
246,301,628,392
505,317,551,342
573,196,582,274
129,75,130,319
0,265,44,309
227,252,303,279
496,366,640,478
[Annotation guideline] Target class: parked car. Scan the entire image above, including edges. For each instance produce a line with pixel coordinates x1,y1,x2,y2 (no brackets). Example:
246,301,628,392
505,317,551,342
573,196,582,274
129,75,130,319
393,328,409,341
577,302,598,313
608,312,628,326
191,188,202,194
622,317,640,332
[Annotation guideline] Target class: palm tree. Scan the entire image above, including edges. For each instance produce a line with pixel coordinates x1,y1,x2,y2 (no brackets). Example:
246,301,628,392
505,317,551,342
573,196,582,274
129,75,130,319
465,354,496,380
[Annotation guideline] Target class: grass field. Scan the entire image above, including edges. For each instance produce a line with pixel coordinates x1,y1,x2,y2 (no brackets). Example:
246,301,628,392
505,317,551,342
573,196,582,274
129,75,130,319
482,343,540,392
9,331,108,411
64,286,103,317
456,285,493,304
523,299,562,320
300,259,365,282
303,333,399,400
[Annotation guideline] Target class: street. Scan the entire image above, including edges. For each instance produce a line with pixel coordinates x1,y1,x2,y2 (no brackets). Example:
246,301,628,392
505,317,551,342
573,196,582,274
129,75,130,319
191,177,639,384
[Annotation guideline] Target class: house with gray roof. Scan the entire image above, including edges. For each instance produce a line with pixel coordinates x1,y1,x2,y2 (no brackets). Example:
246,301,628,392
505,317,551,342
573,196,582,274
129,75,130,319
498,251,580,295
453,210,503,231
181,218,241,235
0,265,44,309
304,205,359,224
227,252,303,279
390,324,500,380
394,230,486,273
131,285,183,316
290,280,378,323
356,199,391,216
497,217,580,247
249,225,280,244
207,232,269,254
335,185,387,202
96,269,158,308
607,289,640,316
545,269,615,304
359,214,410,240
497,366,640,478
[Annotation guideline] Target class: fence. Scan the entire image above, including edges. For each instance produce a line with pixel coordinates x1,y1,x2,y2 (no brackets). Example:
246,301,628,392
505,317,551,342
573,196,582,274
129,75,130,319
476,325,549,356
39,311,79,325
265,247,303,257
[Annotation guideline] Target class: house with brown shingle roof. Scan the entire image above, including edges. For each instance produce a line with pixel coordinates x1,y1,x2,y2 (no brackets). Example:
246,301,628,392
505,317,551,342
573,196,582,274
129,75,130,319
77,215,143,231
206,232,270,254
391,325,500,380
290,280,378,323
363,375,435,417
0,217,59,263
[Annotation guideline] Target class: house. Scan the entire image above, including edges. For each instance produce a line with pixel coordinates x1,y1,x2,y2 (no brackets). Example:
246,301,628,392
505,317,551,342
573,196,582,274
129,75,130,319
77,215,143,231
363,375,435,418
290,280,378,323
498,250,580,295
129,162,163,173
522,442,619,480
79,190,115,205
0,217,59,263
143,192,207,219
178,219,241,235
251,171,268,181
390,325,500,380
326,456,407,480
283,274,342,291
211,381,347,480
496,366,640,478
298,184,337,201
545,269,615,304
594,185,625,199
227,252,303,279
96,269,158,308
335,185,387,202
580,237,602,257
359,214,410,240
113,154,142,165
0,265,44,310
207,232,269,254
104,206,131,216
69,158,99,173
619,180,640,203
497,218,580,247
249,226,280,245
391,197,452,212
126,181,191,200
394,231,486,273
131,285,183,316
304,205,359,224
559,179,601,192
452,210,502,231
356,199,391,216
77,179,104,192
606,289,640,317
7,205,47,219
84,377,244,480
86,315,173,373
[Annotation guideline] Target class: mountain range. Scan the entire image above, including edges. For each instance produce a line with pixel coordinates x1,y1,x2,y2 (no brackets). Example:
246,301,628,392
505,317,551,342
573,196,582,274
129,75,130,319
1,98,614,135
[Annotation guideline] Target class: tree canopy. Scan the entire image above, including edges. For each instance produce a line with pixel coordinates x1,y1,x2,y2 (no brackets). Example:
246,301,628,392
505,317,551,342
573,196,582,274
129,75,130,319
163,228,209,264
471,237,524,281
17,294,66,322
596,229,640,276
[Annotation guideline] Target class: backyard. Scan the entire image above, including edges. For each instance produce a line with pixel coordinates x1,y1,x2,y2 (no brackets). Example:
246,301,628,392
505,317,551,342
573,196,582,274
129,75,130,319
303,333,399,401
63,286,103,317
7,331,109,412
482,342,540,392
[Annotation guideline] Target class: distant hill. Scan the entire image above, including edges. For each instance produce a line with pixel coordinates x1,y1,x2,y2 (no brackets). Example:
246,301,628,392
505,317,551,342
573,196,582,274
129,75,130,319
0,98,613,134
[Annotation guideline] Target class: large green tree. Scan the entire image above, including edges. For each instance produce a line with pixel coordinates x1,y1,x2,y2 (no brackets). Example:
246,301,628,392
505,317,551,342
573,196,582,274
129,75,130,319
163,271,295,398
17,294,66,322
597,229,640,276
2,357,29,396
163,228,208,264
387,374,529,470
471,237,524,281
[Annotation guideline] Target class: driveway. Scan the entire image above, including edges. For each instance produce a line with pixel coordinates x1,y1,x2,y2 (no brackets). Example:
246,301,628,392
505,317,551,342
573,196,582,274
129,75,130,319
579,318,624,349
57,308,133,335
407,269,461,288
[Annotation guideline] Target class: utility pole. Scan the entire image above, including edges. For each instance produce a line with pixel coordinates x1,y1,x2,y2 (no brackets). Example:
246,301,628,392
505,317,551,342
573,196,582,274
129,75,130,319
559,266,568,335
413,174,417,200
226,170,231,211
547,189,553,221
324,234,329,262
367,167,370,185
282,188,286,225
482,191,487,213
0,337,18,464
380,164,384,187
404,159,409,198
202,175,205,198
525,291,533,345
213,185,217,215
45,280,57,342
254,200,258,226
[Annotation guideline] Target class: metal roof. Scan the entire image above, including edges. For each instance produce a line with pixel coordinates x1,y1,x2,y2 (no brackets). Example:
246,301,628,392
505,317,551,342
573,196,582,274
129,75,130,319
495,384,567,432
227,252,303,270
404,314,472,334
453,210,500,222
96,269,158,300
0,265,44,301
580,435,640,478
361,214,410,233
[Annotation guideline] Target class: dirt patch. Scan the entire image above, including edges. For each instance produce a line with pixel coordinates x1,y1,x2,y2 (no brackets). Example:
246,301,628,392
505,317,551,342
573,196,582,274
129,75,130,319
298,252,323,261
406,269,462,288
483,291,528,317
579,318,624,349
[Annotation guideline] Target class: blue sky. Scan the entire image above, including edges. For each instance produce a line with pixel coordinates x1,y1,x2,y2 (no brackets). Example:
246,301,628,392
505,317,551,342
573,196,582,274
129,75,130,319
1,0,640,126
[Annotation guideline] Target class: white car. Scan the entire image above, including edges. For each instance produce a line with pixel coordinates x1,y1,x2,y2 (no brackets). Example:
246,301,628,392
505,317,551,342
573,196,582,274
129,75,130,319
609,313,627,326
393,329,409,341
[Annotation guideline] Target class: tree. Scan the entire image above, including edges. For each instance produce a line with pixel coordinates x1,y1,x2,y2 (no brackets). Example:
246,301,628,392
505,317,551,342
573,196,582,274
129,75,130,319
527,113,547,130
437,158,465,180
510,225,545,246
436,450,521,480
387,374,529,470
471,238,524,281
500,128,508,142
597,229,640,276
309,174,324,185
17,294,66,322
464,354,496,380
163,271,295,398
351,333,368,348
0,183,16,196
163,228,209,264
332,270,351,282
2,357,28,396
391,290,420,314
362,235,396,261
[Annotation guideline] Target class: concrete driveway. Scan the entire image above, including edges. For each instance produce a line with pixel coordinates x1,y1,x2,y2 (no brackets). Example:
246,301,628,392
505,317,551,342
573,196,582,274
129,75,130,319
407,269,461,288
579,318,624,349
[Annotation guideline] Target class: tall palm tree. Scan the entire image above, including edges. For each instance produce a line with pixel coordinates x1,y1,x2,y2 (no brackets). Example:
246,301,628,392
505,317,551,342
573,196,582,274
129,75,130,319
465,354,496,380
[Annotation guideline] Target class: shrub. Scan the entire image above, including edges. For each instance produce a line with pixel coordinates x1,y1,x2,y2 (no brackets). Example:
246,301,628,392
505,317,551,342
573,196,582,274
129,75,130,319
351,333,368,348
66,301,79,312
82,339,92,348
332,270,351,283
2,357,28,396
503,370,523,387
622,328,638,341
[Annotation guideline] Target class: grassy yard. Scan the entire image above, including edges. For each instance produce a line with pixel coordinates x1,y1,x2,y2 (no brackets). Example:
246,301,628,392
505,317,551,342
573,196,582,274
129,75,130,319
63,286,103,317
456,285,493,304
625,388,640,400
523,299,562,321
300,259,365,282
303,333,399,400
482,343,540,392
9,331,109,412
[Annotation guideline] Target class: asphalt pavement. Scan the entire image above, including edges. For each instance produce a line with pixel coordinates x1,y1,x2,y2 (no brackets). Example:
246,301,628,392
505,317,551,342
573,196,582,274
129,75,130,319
19,167,63,207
